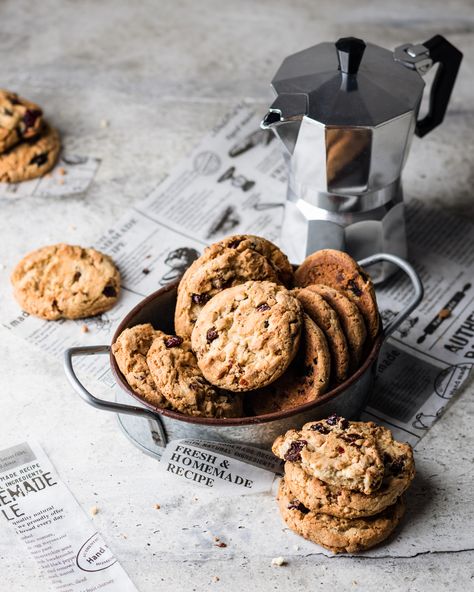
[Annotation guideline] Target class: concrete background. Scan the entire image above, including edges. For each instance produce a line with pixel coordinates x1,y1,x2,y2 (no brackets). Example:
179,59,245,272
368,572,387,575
0,1,473,590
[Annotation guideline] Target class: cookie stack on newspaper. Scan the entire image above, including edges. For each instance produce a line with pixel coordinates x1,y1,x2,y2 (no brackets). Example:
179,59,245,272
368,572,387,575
272,415,415,553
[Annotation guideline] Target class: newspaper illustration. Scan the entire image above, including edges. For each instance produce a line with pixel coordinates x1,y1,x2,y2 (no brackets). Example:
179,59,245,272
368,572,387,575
1,103,473,448
0,154,100,199
0,441,138,591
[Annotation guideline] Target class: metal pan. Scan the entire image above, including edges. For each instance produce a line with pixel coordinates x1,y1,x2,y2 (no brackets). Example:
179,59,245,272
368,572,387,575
64,253,423,452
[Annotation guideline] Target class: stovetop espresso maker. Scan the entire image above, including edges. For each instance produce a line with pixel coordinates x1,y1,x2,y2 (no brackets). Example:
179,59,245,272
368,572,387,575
261,35,462,281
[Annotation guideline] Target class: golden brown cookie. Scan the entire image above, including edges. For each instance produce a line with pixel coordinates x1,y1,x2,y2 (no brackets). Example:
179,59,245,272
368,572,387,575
294,249,379,340
0,89,43,153
249,314,331,415
272,416,385,494
146,331,242,418
191,281,302,392
0,122,60,183
293,287,349,384
11,243,120,320
278,478,405,553
203,235,294,287
306,284,367,368
175,248,279,338
284,439,414,518
112,324,171,409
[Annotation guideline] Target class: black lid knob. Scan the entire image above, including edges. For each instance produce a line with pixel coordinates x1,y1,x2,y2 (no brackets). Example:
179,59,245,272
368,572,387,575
336,37,366,75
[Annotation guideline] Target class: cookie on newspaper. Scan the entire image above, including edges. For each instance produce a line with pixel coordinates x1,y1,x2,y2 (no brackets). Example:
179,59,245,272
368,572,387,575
112,324,171,409
175,248,279,338
146,331,242,418
191,281,302,391
0,89,43,153
249,314,331,415
278,478,405,553
272,415,385,494
0,122,60,182
11,243,120,320
294,249,379,340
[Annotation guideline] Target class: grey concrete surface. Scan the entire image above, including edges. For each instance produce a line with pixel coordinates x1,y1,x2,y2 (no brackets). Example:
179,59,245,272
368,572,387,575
0,1,473,590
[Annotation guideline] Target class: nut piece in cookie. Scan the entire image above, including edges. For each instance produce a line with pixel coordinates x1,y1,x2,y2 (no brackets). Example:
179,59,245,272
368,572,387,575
250,314,331,415
272,416,385,494
191,281,302,391
112,324,171,409
11,243,121,320
146,331,242,418
175,248,280,338
0,122,60,183
277,479,405,553
294,249,379,340
0,89,44,153
293,287,349,384
306,284,367,368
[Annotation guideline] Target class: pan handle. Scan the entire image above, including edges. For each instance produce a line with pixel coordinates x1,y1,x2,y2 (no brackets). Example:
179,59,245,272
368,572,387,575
63,345,168,445
358,253,424,338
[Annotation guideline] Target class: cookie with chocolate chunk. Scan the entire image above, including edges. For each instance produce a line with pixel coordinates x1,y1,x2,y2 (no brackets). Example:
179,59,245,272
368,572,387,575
112,324,171,409
0,89,43,153
249,314,331,415
175,248,279,338
191,281,302,391
295,250,379,340
11,243,120,320
278,478,405,553
0,122,60,183
147,330,242,417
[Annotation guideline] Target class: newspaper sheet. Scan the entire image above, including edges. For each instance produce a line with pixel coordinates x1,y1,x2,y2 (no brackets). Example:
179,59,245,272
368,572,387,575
2,103,473,447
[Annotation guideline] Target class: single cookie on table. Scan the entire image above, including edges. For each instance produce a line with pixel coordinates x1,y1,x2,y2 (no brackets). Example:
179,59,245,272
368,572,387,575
277,479,405,554
305,284,367,368
272,415,385,494
0,89,43,153
112,324,171,409
293,287,349,384
11,243,120,320
175,247,280,338
249,313,331,415
0,122,60,183
191,281,302,391
294,249,379,340
284,436,414,519
146,331,242,418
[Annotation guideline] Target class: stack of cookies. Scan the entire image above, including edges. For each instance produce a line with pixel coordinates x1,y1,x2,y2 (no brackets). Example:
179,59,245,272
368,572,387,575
272,415,415,553
0,89,61,182
112,234,381,419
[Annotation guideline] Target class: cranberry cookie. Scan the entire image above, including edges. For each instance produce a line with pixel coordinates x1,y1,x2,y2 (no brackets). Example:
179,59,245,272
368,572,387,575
0,89,43,153
191,281,302,391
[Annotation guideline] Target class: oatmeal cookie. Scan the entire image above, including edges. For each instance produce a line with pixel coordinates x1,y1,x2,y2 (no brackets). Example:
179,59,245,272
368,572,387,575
191,281,302,391
278,478,405,553
146,331,242,418
295,249,379,340
11,243,120,320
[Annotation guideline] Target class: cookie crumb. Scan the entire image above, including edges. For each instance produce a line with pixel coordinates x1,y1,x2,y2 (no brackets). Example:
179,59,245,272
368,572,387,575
58,177,65,185
153,504,161,510
122,533,128,539
100,119,110,128
211,576,220,583
68,224,76,231
271,556,286,567
142,268,150,275
438,308,451,319
352,581,358,586
90,505,99,516
81,325,89,333
57,167,66,176
213,537,227,548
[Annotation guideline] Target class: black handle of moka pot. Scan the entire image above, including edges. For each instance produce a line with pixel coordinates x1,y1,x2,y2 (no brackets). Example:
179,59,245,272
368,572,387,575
415,35,463,138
